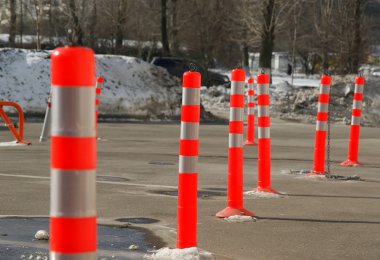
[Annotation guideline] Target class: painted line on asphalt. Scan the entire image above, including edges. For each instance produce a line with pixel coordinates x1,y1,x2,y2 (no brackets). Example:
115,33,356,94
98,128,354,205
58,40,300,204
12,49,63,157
0,173,178,190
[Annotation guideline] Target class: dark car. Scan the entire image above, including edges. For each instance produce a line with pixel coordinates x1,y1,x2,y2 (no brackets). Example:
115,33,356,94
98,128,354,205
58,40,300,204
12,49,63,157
151,57,230,87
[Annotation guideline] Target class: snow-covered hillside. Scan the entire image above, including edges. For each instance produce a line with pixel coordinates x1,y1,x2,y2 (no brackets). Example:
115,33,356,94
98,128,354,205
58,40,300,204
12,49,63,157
0,48,181,119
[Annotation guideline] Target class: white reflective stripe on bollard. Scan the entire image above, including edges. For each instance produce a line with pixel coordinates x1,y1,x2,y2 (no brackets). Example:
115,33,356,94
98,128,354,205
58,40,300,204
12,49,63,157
229,133,243,148
51,169,96,217
51,87,95,137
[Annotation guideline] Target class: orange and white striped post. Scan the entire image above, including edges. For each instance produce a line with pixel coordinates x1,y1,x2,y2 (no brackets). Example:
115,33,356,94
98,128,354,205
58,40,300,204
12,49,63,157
308,75,331,175
216,68,254,218
95,76,103,133
244,77,256,146
341,76,365,166
177,71,201,249
251,73,278,194
50,46,97,259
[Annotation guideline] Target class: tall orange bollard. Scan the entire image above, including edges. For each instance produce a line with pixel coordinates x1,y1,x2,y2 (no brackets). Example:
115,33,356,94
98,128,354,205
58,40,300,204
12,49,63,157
50,47,97,259
341,76,365,166
216,69,254,218
244,77,257,146
95,76,103,134
308,75,332,175
177,71,201,249
251,73,278,194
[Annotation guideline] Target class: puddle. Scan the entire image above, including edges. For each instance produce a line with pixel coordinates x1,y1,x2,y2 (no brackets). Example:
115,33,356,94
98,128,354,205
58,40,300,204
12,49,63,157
0,217,163,260
148,190,225,198
115,218,159,224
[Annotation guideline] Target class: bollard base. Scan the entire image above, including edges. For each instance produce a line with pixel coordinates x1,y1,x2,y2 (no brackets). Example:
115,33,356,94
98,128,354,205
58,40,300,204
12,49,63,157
305,171,325,177
251,186,280,194
215,206,254,218
243,140,257,146
340,159,361,167
17,140,31,145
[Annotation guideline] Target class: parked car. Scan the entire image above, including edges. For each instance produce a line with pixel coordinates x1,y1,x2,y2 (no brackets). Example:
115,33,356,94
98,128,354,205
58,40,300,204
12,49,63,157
151,57,230,87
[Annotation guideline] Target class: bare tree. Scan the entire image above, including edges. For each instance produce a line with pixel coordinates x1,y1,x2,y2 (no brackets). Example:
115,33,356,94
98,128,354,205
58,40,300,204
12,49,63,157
313,0,335,73
168,0,178,55
67,0,83,45
25,0,47,50
161,0,170,55
19,0,23,46
87,0,97,49
244,0,293,74
9,0,17,47
115,0,128,53
289,0,303,84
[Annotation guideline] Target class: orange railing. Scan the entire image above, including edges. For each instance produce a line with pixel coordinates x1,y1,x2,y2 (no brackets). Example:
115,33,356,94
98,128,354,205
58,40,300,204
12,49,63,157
0,101,31,145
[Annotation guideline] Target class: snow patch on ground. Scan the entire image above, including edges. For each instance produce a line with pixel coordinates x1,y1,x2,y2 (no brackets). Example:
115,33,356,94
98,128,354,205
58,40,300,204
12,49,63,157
244,190,283,198
34,230,49,240
144,247,215,260
224,215,256,223
0,141,26,146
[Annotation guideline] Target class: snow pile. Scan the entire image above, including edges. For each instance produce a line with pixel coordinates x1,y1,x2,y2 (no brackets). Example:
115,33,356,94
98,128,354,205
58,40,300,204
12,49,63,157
34,230,49,240
0,48,181,119
244,190,283,199
144,247,215,260
224,215,256,223
200,86,230,111
201,75,380,127
271,76,380,127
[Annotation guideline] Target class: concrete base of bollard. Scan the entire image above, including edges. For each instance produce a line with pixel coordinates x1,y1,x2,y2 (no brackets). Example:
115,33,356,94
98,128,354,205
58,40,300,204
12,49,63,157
144,247,215,260
340,159,361,167
215,206,254,218
243,140,257,146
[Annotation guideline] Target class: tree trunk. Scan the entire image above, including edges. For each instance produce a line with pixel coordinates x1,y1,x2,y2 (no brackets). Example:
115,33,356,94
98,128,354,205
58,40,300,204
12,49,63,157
88,0,97,49
161,0,170,56
259,0,275,73
242,42,249,73
322,40,329,73
19,0,23,46
35,3,41,50
68,0,83,45
351,0,362,74
9,0,17,47
169,0,178,55
115,1,127,54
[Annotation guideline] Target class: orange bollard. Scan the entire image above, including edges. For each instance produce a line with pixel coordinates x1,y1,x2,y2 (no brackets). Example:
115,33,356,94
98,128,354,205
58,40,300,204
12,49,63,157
341,76,365,166
250,73,278,194
216,69,254,218
95,76,103,134
50,46,97,259
177,71,201,249
244,77,257,146
307,75,331,176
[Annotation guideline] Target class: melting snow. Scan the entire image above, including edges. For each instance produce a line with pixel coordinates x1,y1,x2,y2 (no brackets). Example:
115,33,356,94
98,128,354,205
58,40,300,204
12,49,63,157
144,247,215,260
224,215,256,223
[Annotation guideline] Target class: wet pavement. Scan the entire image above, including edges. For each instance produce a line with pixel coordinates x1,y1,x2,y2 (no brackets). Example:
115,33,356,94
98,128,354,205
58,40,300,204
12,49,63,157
0,218,158,260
